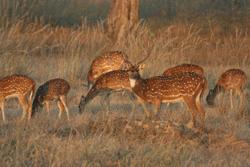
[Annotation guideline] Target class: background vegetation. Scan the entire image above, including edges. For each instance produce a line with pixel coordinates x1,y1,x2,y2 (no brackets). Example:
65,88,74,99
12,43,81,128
1,0,250,26
0,0,250,166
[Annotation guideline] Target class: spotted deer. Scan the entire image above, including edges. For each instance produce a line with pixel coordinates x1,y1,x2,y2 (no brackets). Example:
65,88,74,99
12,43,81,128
128,65,207,128
163,64,204,108
79,55,150,113
206,69,247,111
0,75,35,122
79,70,134,113
163,64,204,76
87,51,133,89
32,78,70,120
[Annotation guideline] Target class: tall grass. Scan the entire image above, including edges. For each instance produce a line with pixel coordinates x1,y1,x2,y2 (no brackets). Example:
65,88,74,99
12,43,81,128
0,1,250,166
0,20,249,85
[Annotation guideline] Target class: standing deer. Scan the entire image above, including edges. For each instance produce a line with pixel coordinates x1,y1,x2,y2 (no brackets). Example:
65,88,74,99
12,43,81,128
163,64,204,76
87,51,133,89
32,78,70,120
206,69,247,111
128,65,207,128
0,75,35,122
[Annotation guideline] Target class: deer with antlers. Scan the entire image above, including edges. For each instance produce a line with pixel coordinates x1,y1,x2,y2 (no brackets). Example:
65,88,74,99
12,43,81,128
128,65,207,129
32,78,70,120
79,55,150,113
206,69,247,112
0,75,35,122
87,51,133,89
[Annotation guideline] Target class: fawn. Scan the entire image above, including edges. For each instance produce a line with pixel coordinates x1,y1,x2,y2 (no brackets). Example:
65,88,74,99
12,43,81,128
32,78,70,120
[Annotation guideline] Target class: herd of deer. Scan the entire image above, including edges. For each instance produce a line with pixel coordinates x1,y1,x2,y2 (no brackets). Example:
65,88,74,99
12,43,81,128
0,51,247,130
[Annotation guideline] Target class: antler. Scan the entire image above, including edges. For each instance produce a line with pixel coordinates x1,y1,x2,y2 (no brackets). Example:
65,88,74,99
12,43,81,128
136,54,151,65
135,46,153,66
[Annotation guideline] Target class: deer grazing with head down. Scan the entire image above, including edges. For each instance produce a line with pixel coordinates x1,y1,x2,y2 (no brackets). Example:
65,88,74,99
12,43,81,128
87,51,133,89
32,78,70,120
128,65,207,129
0,75,35,122
79,70,133,113
206,69,247,113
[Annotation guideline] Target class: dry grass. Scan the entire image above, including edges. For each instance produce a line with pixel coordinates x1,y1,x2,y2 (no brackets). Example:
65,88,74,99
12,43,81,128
1,108,250,167
0,20,250,166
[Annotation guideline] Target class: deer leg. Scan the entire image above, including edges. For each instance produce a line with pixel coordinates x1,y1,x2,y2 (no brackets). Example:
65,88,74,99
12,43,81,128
218,91,226,113
137,97,150,119
195,91,206,129
57,100,65,119
0,100,5,122
143,103,150,119
184,97,198,128
27,92,33,120
230,89,234,109
121,90,126,97
27,103,32,120
18,96,29,120
29,87,34,102
153,101,161,120
59,96,70,121
103,92,111,114
237,89,245,119
217,92,222,107
44,101,50,115
128,92,137,120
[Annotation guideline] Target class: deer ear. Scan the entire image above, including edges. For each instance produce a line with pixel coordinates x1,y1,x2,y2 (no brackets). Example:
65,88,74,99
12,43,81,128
138,64,145,71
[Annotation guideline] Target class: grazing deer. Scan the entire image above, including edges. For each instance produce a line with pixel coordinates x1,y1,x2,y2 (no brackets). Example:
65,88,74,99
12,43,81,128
0,75,35,122
32,78,70,120
79,70,134,113
128,65,207,128
163,64,204,76
206,69,247,111
87,51,133,89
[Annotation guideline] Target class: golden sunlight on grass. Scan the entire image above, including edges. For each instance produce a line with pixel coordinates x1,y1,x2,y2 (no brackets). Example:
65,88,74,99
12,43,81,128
0,19,250,166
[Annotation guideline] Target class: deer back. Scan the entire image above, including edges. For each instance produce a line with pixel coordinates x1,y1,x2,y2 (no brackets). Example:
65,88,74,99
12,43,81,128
163,64,204,76
132,72,206,103
87,51,133,85
0,75,35,98
35,78,70,102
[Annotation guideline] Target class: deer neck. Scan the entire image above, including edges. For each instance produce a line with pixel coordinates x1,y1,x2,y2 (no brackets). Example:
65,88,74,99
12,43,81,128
129,78,137,88
129,77,145,94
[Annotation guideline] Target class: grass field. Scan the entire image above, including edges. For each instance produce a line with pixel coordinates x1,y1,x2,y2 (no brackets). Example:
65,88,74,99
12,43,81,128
0,1,250,166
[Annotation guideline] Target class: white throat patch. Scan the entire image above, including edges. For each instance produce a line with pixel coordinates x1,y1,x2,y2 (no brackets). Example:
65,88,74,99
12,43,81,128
129,78,136,88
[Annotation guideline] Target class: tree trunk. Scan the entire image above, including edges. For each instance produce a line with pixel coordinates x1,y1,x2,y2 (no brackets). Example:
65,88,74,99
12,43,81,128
106,0,139,42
